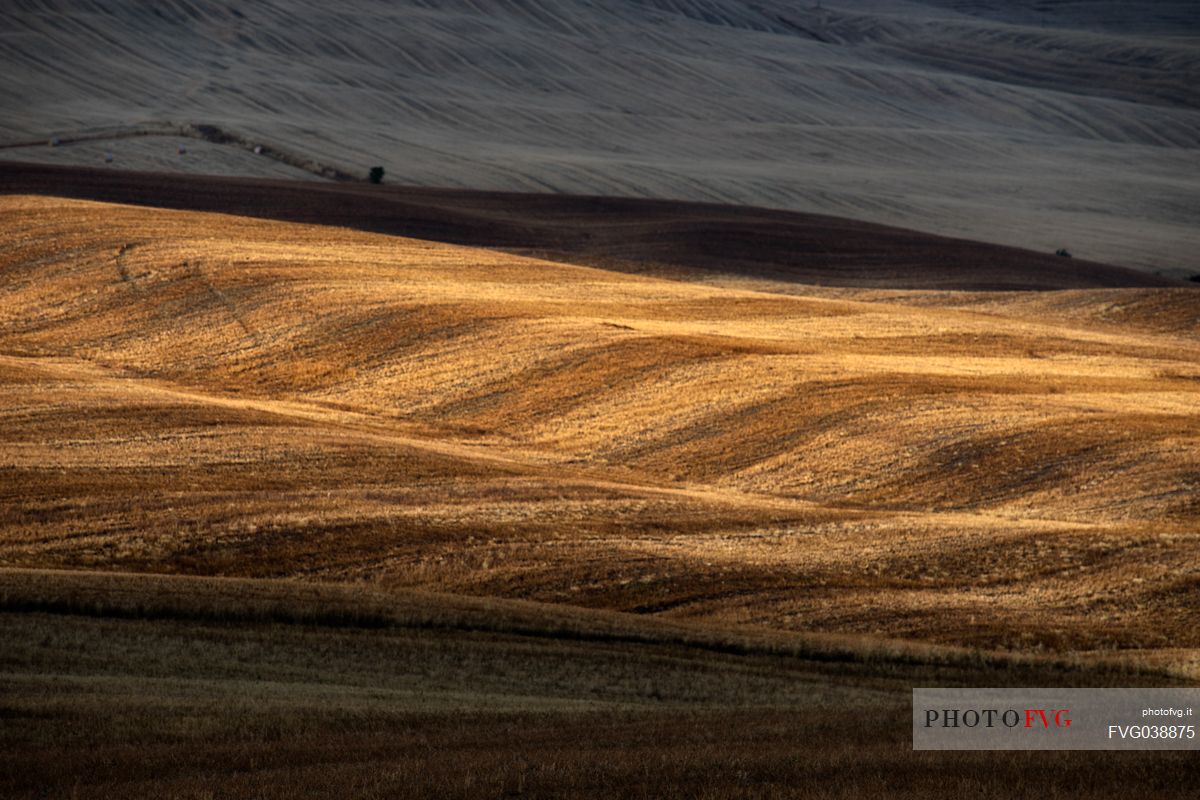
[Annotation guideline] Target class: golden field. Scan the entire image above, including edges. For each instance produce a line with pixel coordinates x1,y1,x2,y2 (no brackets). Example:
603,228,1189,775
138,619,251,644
1,187,1198,797
1,192,1197,661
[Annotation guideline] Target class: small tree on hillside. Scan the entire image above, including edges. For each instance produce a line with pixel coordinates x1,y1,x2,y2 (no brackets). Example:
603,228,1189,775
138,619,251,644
368,166,385,184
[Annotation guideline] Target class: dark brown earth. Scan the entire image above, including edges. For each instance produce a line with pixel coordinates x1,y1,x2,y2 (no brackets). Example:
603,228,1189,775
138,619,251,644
0,160,1181,291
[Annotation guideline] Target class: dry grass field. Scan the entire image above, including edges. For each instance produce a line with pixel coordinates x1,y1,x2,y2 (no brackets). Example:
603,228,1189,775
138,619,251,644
1,177,1198,797
1,188,1197,658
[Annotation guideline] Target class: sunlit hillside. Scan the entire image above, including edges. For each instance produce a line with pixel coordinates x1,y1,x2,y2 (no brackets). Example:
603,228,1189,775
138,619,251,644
2,192,1197,668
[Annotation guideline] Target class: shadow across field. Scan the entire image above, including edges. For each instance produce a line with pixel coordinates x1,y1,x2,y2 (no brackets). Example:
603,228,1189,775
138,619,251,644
0,161,1180,291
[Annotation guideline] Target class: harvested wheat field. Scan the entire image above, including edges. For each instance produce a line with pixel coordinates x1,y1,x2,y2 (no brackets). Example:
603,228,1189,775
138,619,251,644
2,185,1198,654
1,174,1198,797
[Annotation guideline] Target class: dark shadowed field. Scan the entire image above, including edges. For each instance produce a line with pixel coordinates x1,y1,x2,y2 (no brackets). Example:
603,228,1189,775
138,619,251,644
0,162,1180,292
2,569,1198,800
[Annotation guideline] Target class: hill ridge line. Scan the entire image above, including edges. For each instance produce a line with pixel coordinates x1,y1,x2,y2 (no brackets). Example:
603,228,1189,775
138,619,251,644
0,162,1182,291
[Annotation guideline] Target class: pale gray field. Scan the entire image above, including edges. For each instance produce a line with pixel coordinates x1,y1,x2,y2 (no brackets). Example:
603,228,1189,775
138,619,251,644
2,0,1198,277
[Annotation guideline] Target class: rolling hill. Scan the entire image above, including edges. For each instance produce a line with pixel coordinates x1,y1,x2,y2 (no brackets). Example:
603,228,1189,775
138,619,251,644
2,188,1197,665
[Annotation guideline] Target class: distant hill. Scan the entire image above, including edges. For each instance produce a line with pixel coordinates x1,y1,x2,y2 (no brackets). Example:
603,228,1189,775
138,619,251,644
1,0,1198,277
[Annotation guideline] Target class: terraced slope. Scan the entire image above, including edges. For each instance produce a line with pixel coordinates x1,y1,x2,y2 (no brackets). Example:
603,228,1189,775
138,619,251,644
2,0,1198,277
2,193,1197,666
